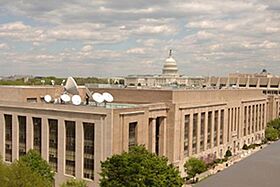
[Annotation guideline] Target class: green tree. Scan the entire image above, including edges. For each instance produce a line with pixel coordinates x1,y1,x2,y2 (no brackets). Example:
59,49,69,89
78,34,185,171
184,157,207,182
18,149,55,184
265,126,279,141
7,161,52,187
100,145,183,187
60,178,88,187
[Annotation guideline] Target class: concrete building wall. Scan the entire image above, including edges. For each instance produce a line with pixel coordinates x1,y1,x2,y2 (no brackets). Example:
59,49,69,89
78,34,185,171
0,86,279,186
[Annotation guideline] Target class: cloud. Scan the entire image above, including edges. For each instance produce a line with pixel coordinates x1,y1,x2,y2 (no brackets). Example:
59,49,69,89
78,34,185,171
0,0,279,76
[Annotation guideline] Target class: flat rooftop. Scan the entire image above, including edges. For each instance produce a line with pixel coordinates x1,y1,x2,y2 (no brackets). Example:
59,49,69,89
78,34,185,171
196,141,280,187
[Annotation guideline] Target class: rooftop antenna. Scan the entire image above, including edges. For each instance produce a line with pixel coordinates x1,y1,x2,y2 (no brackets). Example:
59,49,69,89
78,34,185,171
44,95,52,103
60,94,71,103
72,95,82,105
92,92,104,106
51,80,55,86
102,92,114,107
61,79,66,86
64,77,79,95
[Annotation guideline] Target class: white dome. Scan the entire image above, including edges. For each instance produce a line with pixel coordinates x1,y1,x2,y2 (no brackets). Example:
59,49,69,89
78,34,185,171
162,50,178,76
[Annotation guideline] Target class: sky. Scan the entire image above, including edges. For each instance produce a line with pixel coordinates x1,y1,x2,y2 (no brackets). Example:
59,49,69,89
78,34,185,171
0,0,279,77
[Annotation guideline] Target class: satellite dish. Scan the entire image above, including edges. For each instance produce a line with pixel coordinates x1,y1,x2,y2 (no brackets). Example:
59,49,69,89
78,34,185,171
64,77,79,95
60,94,71,103
103,92,114,102
72,95,82,105
44,95,52,103
92,93,104,103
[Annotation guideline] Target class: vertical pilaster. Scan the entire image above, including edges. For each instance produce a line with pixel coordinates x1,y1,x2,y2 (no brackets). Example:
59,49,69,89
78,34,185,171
217,110,221,146
41,117,49,161
0,112,4,159
197,112,201,153
149,118,156,153
26,116,33,151
57,118,65,176
160,117,167,156
188,113,193,156
12,114,19,161
76,120,83,179
211,111,214,148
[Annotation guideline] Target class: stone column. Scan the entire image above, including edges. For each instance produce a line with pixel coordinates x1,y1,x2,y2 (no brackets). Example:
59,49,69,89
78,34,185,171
196,112,201,153
94,117,104,186
0,112,4,159
211,111,214,148
26,116,33,151
149,118,156,153
159,117,167,156
188,112,193,156
75,120,83,179
41,117,49,161
217,110,221,146
12,114,19,161
57,118,65,176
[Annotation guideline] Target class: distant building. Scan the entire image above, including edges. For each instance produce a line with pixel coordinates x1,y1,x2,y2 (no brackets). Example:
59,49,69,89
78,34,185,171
125,50,205,88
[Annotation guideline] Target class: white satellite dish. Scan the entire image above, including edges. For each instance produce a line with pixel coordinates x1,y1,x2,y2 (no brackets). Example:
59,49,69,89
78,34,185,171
60,94,71,103
92,93,104,103
44,95,52,103
72,95,82,105
64,77,79,95
103,92,114,102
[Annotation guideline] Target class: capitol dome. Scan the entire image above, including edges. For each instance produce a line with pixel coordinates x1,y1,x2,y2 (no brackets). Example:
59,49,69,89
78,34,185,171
162,50,179,76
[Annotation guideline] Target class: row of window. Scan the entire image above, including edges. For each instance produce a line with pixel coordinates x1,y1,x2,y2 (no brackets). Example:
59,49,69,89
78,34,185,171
3,115,95,180
244,104,265,137
184,110,225,156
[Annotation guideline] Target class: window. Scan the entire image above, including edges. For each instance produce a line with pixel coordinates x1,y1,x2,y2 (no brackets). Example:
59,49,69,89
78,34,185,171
128,122,137,148
200,113,205,152
244,106,247,136
33,117,41,154
207,112,212,148
220,110,224,145
4,114,12,162
83,122,94,180
184,115,190,155
192,113,198,154
65,121,75,176
18,116,26,157
214,111,218,147
49,119,58,172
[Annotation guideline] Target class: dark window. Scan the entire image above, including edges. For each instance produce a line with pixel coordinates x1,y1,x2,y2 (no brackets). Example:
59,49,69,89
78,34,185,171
83,122,94,180
200,113,205,152
49,119,58,172
65,121,75,176
18,116,26,157
4,114,12,162
128,122,137,148
184,115,190,155
192,114,198,154
33,117,41,154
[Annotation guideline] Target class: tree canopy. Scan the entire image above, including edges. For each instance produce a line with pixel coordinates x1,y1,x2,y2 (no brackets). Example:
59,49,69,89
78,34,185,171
184,157,207,181
99,145,184,187
19,149,55,184
0,150,53,187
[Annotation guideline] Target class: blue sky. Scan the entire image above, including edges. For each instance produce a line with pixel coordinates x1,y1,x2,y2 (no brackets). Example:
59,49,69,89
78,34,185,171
0,0,279,77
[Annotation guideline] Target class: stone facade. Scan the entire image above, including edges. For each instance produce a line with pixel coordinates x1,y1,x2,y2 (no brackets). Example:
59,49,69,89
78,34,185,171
0,86,279,186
